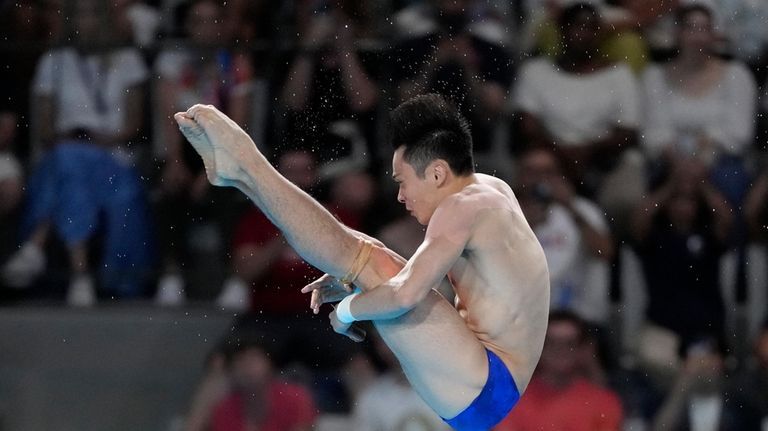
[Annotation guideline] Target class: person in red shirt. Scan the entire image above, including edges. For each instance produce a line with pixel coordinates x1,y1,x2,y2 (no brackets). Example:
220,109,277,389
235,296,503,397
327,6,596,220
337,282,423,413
495,310,623,431
209,333,317,431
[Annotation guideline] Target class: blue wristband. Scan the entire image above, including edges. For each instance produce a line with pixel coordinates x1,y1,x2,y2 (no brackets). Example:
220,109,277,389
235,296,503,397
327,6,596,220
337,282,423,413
336,293,359,324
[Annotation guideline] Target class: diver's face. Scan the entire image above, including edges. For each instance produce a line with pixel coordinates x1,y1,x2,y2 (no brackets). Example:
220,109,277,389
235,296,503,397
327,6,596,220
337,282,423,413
392,147,438,225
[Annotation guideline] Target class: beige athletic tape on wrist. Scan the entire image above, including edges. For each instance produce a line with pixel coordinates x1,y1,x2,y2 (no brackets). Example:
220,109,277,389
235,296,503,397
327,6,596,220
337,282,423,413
339,238,373,288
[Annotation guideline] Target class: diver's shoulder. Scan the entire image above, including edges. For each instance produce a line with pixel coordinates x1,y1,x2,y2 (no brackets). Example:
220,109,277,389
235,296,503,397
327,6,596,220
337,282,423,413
462,174,514,203
475,173,509,188
445,177,514,215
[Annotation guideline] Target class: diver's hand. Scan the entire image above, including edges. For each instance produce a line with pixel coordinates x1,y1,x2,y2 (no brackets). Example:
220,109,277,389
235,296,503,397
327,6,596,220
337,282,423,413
301,273,354,314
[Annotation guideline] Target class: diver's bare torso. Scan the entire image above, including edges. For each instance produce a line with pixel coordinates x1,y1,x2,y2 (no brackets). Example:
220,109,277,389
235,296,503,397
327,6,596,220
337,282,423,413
442,173,550,392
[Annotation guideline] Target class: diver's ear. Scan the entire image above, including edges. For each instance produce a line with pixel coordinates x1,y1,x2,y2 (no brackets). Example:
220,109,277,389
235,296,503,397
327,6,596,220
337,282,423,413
428,159,450,187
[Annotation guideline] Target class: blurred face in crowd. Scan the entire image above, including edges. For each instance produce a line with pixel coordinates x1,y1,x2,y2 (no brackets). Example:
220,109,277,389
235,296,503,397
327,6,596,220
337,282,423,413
186,0,225,46
518,149,560,192
232,346,273,388
677,8,716,56
517,149,561,224
539,319,583,379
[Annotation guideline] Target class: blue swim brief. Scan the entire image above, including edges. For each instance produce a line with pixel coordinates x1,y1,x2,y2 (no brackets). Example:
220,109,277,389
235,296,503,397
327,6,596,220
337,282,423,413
442,349,520,431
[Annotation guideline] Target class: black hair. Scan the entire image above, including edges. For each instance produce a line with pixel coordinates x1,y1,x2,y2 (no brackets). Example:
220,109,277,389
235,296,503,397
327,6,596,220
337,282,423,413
557,2,600,31
389,93,474,178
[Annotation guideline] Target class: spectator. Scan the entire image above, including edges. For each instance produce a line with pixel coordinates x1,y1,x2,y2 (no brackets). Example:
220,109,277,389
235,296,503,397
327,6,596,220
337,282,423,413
728,321,768,430
197,331,317,431
352,331,452,431
511,2,644,238
2,0,154,305
391,0,512,175
651,335,739,431
515,148,615,325
495,310,624,431
152,0,264,306
639,2,757,209
630,158,732,385
278,0,379,170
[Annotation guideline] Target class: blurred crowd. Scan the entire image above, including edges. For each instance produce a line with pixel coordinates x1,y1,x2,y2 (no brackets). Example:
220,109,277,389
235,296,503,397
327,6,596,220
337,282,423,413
1,0,768,429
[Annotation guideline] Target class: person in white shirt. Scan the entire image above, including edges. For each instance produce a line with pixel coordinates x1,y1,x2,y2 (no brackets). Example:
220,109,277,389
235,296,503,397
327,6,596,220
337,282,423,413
1,0,154,305
511,2,644,238
639,2,757,207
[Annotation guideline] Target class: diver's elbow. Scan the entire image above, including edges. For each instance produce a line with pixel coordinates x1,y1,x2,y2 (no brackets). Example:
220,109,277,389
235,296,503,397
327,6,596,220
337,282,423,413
394,285,427,311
